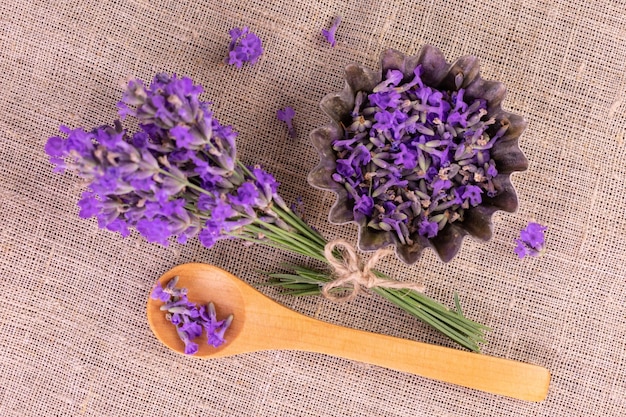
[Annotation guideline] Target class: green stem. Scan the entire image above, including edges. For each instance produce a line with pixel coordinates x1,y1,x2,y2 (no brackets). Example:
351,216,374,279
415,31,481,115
238,226,328,262
232,233,323,260
237,160,254,177
157,168,215,197
252,219,326,254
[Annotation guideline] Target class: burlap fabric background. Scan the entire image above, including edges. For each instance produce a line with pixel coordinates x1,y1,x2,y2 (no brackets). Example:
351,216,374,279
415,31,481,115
0,0,624,415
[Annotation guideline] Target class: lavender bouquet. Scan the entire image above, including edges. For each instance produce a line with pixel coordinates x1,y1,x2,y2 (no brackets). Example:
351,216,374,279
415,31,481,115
45,73,488,351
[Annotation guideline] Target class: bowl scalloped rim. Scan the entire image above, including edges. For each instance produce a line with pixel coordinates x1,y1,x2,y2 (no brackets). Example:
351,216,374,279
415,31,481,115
308,46,528,264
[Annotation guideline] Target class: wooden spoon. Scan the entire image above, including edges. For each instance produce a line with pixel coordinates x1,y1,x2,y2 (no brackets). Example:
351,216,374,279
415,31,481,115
147,263,550,401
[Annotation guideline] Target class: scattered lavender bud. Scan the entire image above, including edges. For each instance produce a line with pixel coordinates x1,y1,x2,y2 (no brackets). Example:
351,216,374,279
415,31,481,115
514,222,547,258
225,27,263,68
151,276,234,354
321,15,341,47
276,107,297,138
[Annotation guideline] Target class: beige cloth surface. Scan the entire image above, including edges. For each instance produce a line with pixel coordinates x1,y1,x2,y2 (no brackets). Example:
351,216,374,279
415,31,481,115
1,0,625,415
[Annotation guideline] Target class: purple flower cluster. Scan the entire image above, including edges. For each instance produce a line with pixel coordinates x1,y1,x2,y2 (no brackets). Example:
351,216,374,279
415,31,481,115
331,66,508,244
196,164,287,248
46,73,286,248
151,276,233,354
514,222,547,258
225,27,263,68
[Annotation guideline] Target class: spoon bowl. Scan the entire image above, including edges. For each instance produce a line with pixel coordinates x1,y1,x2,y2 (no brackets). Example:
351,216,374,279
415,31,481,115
147,263,247,357
147,263,550,401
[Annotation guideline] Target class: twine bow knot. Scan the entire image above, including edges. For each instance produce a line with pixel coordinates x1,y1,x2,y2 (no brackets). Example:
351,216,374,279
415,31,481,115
321,239,426,302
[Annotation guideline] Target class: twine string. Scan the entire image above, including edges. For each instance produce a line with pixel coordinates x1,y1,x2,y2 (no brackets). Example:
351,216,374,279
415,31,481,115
321,239,426,302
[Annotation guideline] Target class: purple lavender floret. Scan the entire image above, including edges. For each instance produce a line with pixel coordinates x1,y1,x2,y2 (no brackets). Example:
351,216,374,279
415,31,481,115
150,282,171,302
46,73,292,249
330,65,507,244
225,27,263,68
207,315,233,348
418,219,439,239
354,195,374,218
200,302,234,348
152,276,234,354
514,222,547,258
276,107,297,138
321,16,341,47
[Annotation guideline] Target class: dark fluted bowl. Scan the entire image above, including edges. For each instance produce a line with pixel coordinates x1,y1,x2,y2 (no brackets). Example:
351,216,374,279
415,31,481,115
308,46,528,264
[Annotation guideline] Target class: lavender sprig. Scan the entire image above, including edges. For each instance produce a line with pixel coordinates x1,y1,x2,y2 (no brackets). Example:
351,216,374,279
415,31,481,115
46,73,488,352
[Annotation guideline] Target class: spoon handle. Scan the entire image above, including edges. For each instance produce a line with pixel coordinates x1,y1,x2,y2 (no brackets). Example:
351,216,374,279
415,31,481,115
253,306,550,401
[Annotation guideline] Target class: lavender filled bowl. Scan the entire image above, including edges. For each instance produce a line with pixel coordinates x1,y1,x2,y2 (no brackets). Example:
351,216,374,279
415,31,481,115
308,46,528,264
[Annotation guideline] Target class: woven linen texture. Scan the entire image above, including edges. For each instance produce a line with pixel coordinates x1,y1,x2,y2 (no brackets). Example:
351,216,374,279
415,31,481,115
0,0,625,415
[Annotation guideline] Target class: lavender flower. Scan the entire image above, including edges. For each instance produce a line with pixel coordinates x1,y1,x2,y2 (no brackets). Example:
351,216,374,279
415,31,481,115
321,16,341,47
225,27,263,68
277,107,297,138
290,196,305,219
151,276,233,354
45,73,289,248
330,65,506,244
514,222,547,258
200,303,234,348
